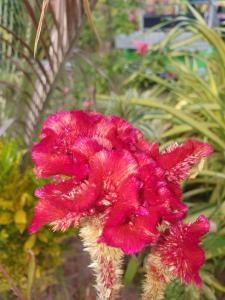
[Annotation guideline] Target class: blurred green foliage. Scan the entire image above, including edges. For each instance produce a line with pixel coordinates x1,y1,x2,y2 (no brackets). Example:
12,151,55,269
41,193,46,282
0,139,72,296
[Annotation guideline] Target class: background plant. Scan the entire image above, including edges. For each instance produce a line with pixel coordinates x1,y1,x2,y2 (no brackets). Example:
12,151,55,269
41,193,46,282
0,138,74,298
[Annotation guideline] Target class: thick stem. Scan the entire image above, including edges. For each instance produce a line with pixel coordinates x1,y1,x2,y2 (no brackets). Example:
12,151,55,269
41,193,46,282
80,219,124,300
142,254,173,300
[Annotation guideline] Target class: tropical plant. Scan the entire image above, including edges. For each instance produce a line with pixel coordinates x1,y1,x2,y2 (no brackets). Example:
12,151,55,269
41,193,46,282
0,0,97,145
0,138,72,298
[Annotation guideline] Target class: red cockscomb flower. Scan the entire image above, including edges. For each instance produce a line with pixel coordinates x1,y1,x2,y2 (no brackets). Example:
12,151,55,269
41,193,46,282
152,215,209,287
30,110,212,257
29,110,213,299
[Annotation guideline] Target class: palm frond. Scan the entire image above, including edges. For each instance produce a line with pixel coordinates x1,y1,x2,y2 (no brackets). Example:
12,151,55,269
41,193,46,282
0,0,97,145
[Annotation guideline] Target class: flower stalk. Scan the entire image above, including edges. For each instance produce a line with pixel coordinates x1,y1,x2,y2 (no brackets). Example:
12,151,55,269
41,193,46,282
80,219,124,300
142,254,173,300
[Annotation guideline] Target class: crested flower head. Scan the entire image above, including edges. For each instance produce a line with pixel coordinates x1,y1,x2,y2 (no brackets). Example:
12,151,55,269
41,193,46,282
152,215,209,287
30,109,212,258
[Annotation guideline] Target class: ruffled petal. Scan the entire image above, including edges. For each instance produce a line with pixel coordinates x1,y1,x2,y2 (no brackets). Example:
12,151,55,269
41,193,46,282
29,198,80,233
40,111,74,138
107,116,142,151
36,178,99,212
32,136,89,178
138,158,187,223
99,211,159,254
154,215,209,287
72,137,103,160
41,110,101,138
188,215,210,240
33,111,106,177
89,149,138,189
158,139,213,183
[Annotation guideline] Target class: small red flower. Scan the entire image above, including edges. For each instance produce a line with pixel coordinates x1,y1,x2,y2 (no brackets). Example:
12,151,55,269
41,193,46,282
133,40,149,55
153,215,209,287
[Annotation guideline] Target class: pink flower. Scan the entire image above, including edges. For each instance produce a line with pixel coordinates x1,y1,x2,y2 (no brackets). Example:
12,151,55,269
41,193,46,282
155,139,213,183
133,40,149,55
128,9,138,23
83,100,94,111
29,109,212,259
63,87,70,97
152,215,209,287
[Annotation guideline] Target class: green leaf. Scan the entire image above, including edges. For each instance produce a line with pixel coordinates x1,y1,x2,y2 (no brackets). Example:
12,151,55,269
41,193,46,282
27,250,36,300
123,256,138,286
0,212,13,225
14,209,27,225
24,235,36,251
162,124,192,138
202,284,217,300
131,98,225,150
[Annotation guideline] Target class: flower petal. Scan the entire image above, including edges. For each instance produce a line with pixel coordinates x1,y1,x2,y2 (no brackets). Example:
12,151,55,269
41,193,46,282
33,110,106,177
154,215,209,287
32,135,89,178
41,110,101,138
72,137,103,160
29,198,79,233
138,158,187,223
35,178,99,212
89,149,138,189
158,139,213,183
99,212,159,254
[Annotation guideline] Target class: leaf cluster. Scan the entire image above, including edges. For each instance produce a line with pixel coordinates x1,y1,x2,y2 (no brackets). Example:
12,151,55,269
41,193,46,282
0,139,72,296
